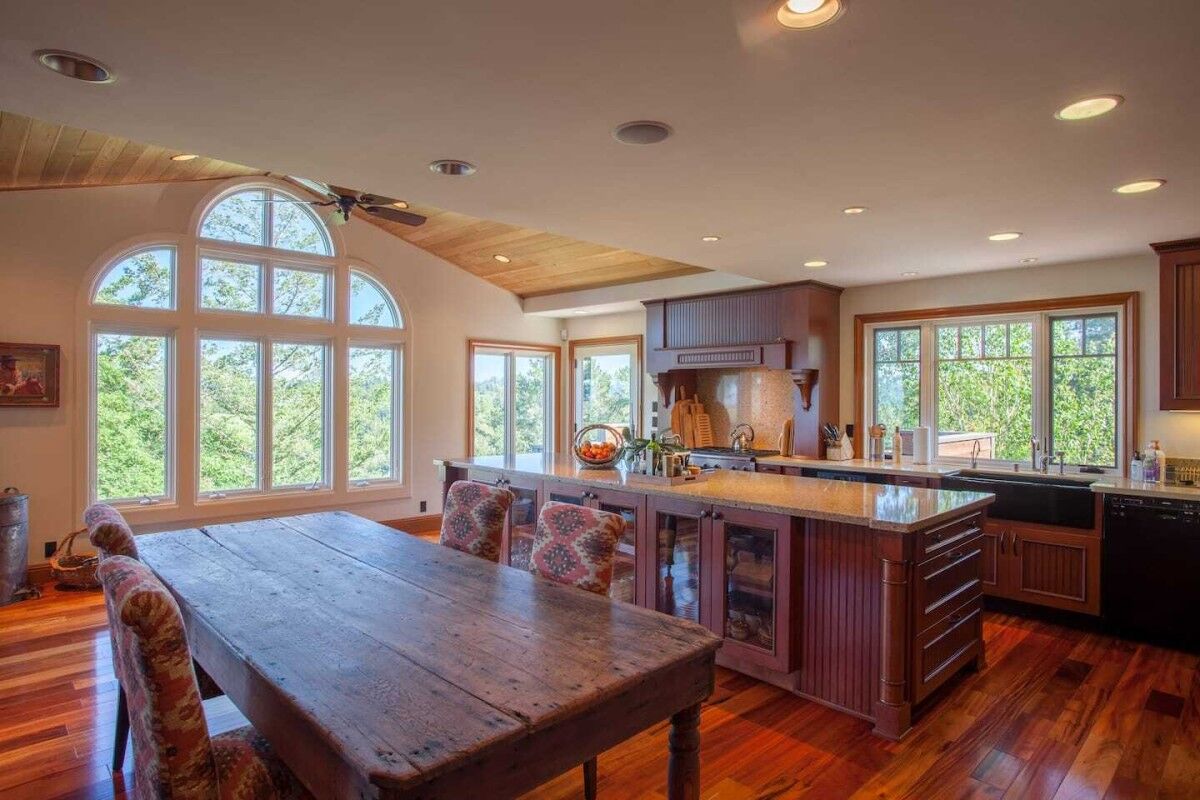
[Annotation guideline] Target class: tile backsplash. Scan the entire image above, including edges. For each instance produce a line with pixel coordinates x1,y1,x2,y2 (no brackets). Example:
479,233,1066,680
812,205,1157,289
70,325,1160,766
695,368,795,450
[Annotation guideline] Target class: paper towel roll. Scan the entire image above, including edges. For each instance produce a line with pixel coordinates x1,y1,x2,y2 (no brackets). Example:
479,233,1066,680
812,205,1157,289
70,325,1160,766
912,426,931,464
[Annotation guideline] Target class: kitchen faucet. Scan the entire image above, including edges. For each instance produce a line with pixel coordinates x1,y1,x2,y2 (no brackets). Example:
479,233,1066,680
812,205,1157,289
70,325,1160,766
970,439,981,469
730,423,755,452
1030,437,1040,471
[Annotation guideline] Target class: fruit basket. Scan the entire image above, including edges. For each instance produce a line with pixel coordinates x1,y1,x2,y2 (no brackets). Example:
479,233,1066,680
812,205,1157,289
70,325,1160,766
573,424,624,469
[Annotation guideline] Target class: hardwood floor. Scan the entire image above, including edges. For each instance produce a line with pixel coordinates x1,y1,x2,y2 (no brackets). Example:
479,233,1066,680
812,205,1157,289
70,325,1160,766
2,583,1198,799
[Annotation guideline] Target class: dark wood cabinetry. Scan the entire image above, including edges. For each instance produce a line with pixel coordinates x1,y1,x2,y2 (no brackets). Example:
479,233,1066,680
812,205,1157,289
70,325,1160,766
983,517,1101,615
470,470,543,572
544,479,646,605
1153,237,1200,410
644,282,842,458
644,497,797,672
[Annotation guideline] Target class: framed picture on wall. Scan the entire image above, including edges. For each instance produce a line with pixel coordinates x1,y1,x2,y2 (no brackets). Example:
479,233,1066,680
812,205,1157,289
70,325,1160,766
0,343,60,407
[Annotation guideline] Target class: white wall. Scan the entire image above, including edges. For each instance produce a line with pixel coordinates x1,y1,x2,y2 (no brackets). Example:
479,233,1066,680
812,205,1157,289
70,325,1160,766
839,254,1200,459
0,179,561,565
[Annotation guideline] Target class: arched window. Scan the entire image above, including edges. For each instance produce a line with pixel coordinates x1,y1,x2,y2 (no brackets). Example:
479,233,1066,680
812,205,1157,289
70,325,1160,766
350,270,402,328
200,188,332,255
85,182,408,514
93,246,175,309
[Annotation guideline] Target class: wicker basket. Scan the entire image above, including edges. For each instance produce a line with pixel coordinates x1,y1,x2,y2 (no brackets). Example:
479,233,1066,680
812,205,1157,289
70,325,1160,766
50,529,100,589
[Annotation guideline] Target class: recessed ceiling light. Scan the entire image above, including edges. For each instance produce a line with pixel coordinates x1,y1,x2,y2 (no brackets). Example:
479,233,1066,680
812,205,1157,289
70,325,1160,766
701,235,721,242
429,159,476,176
1054,95,1124,121
1113,179,1165,194
901,271,919,277
34,50,114,83
988,232,1022,242
613,121,673,145
842,206,867,215
1020,257,1039,264
169,153,198,162
803,260,828,268
493,254,511,263
777,0,843,29
392,200,409,209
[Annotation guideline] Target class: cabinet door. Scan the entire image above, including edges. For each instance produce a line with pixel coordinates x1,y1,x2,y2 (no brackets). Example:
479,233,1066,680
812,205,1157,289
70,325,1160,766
644,496,710,626
497,475,543,572
543,479,590,506
711,506,794,672
980,520,1005,595
590,487,645,606
1008,525,1101,615
1156,241,1200,410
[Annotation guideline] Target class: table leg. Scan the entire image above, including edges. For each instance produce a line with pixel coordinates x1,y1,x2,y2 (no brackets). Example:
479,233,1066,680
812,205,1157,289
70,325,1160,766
667,703,701,800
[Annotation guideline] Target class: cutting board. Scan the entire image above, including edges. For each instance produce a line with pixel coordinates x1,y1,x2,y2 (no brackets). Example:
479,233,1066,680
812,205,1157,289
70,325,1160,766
692,395,714,448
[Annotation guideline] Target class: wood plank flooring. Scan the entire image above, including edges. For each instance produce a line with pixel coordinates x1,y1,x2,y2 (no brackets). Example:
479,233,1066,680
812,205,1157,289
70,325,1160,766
2,582,1198,799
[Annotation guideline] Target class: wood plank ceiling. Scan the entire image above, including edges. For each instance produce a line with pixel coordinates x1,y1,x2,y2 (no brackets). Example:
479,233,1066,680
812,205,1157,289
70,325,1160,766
0,109,707,298
0,110,265,189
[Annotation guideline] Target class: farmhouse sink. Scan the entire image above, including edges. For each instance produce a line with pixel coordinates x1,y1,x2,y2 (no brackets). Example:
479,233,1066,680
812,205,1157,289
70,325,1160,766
941,471,1096,529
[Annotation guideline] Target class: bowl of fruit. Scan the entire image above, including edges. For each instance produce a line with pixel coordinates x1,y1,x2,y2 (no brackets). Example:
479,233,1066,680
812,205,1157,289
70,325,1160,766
573,424,624,469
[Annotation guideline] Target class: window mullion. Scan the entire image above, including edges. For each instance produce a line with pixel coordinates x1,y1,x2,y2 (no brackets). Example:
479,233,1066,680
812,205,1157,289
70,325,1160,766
263,338,275,491
505,352,517,457
1032,312,1050,459
920,322,935,447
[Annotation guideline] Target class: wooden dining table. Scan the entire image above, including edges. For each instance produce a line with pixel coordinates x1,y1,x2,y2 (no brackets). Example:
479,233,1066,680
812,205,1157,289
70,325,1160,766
136,511,721,800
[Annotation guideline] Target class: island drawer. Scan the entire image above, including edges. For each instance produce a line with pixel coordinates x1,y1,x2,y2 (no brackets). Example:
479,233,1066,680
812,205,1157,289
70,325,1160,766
912,595,983,704
915,534,984,634
918,513,983,560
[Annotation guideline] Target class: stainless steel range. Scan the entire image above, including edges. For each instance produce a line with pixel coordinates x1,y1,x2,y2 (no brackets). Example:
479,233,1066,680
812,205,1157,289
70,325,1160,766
689,447,780,472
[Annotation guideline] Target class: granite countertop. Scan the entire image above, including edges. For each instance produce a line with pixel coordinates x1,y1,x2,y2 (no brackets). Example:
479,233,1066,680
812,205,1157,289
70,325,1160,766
1090,478,1200,502
755,456,962,479
436,455,994,533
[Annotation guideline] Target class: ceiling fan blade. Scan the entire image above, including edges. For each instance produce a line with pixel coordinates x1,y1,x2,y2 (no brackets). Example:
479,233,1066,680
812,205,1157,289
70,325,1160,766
365,205,427,226
290,176,340,200
327,183,363,200
358,193,404,207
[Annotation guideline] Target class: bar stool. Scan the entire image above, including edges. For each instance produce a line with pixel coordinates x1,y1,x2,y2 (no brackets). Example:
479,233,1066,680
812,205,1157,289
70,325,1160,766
439,480,513,562
528,500,626,799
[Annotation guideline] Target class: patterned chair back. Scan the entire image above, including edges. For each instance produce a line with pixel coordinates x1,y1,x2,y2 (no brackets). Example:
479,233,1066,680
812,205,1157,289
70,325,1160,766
85,503,140,560
529,501,625,595
439,480,514,562
98,556,218,799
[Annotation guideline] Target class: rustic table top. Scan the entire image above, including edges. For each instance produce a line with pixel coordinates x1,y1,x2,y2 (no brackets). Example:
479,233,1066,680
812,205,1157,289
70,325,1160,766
137,511,720,799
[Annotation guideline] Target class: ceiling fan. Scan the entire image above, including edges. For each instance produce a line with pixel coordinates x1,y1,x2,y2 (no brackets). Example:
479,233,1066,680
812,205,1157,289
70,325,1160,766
276,177,427,227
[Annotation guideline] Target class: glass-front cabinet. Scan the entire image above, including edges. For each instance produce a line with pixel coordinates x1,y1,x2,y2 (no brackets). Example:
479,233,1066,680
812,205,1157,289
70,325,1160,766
591,487,644,606
710,508,794,672
645,496,710,626
470,471,542,572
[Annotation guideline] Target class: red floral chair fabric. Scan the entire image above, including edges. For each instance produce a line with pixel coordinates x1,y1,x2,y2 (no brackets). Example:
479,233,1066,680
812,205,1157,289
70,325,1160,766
528,501,624,595
85,502,140,560
439,480,514,562
97,556,310,800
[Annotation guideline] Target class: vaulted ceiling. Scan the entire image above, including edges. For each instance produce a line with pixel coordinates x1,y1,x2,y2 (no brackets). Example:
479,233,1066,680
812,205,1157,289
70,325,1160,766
0,110,264,189
0,109,707,298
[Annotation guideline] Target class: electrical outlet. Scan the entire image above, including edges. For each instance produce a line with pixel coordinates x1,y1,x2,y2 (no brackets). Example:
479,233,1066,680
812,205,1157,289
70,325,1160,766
44,541,56,558
419,500,427,513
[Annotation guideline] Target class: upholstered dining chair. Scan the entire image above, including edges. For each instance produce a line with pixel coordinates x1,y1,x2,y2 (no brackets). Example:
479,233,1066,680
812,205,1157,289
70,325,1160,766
98,555,311,800
85,503,224,773
528,500,626,800
439,480,513,562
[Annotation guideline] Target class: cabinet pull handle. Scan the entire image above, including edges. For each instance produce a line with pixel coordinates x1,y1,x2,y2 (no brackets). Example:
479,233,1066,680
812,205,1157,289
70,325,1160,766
712,511,724,521
999,531,1007,555
1013,535,1020,556
946,550,965,561
948,613,964,624
698,510,709,519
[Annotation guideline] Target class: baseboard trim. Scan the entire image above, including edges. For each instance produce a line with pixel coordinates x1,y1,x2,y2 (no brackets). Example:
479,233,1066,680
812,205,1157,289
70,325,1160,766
383,514,442,534
26,562,53,587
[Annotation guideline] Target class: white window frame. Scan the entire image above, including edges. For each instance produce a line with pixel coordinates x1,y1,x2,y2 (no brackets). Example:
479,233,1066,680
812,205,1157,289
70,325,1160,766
470,345,557,459
347,342,404,487
863,303,1126,473
195,333,264,500
77,178,411,526
88,322,177,508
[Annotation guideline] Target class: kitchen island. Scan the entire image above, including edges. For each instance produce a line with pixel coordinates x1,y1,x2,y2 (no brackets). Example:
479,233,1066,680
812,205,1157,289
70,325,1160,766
437,455,994,739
